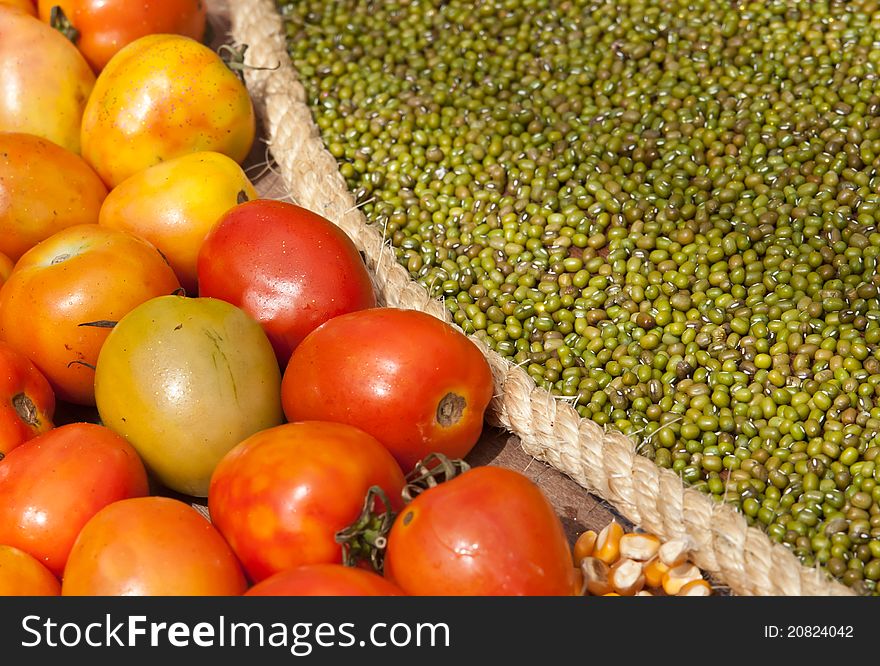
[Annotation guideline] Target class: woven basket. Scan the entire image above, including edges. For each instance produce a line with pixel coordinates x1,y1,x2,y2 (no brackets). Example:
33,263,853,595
226,0,853,597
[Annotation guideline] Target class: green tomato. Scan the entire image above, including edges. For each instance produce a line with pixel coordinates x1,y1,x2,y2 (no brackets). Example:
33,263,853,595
94,295,284,497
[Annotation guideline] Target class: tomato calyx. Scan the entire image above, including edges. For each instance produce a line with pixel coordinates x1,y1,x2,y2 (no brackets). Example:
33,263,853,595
49,5,80,45
336,453,470,572
335,485,395,573
402,452,470,502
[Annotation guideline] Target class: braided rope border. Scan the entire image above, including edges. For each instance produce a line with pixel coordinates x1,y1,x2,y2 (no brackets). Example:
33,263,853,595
229,0,852,596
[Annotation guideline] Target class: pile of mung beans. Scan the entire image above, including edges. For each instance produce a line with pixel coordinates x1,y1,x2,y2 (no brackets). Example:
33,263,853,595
277,0,880,594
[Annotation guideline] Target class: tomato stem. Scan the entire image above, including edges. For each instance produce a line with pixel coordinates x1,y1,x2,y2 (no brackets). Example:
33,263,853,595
216,44,280,83
335,485,395,573
402,453,470,503
337,454,470,572
49,5,80,44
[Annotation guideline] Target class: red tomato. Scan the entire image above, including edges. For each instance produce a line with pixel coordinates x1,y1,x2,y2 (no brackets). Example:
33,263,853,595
384,466,576,596
198,200,377,366
0,224,181,405
62,496,247,596
208,421,406,583
0,340,54,457
0,545,60,596
282,308,494,472
0,132,108,262
245,564,405,597
0,6,95,153
0,422,149,577
38,0,206,72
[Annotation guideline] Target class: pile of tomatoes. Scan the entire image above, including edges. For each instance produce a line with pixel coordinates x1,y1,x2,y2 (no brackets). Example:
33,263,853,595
0,0,580,597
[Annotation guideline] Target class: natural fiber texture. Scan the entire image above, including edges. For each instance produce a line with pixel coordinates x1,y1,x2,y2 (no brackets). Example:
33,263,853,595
228,0,853,596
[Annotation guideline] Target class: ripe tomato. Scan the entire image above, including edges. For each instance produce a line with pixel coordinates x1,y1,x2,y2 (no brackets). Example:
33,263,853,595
0,545,60,596
0,132,108,261
245,564,405,597
37,0,206,73
208,421,406,583
0,0,35,15
384,466,576,596
0,340,54,457
0,224,180,405
94,295,284,497
197,200,377,366
0,422,149,577
81,34,255,188
0,252,12,285
62,496,247,596
0,6,95,153
282,308,494,472
99,151,257,296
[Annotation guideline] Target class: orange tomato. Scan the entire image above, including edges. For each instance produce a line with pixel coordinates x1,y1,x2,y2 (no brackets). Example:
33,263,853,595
0,340,54,457
0,6,95,153
81,34,255,188
0,0,35,15
38,0,206,73
0,224,180,405
99,151,257,295
0,252,12,285
0,545,60,596
62,496,248,596
0,132,108,261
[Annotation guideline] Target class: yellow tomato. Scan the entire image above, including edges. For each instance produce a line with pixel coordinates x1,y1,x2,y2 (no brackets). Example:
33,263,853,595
80,34,256,188
0,6,95,153
0,132,108,261
99,152,257,295
94,295,284,497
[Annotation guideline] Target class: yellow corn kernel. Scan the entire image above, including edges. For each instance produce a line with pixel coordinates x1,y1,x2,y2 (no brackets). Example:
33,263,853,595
619,532,661,561
594,520,624,565
580,556,611,596
662,562,702,595
677,578,713,596
609,558,646,596
643,557,669,589
658,538,689,567
573,529,598,566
